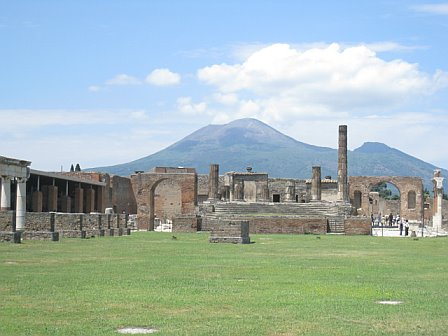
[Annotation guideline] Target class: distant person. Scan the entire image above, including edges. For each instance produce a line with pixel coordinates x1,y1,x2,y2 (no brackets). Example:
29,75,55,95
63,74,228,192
371,213,375,226
399,218,403,236
388,213,393,226
378,213,382,226
404,219,409,236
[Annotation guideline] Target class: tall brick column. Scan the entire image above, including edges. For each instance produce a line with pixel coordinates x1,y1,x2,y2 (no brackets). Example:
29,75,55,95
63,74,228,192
311,166,322,201
208,163,219,201
337,125,349,202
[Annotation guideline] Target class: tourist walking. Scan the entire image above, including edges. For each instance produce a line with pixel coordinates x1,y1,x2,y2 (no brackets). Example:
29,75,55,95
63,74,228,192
404,219,409,236
388,213,393,226
399,218,403,235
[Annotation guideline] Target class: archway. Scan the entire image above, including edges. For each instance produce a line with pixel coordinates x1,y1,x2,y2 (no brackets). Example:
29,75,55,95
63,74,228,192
349,176,423,222
369,181,400,226
151,178,182,231
131,168,198,231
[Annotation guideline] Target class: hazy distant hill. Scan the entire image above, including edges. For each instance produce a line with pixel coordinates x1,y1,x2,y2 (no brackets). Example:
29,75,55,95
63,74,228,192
90,118,446,190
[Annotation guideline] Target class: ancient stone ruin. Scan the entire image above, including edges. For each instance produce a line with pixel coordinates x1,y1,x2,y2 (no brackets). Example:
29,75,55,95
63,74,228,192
1,125,445,243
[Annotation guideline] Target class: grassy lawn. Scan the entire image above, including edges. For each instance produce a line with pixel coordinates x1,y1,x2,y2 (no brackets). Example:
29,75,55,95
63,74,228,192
1,232,447,335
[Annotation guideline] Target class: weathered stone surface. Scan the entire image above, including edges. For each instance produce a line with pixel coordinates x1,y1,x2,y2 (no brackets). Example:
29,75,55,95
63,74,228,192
172,215,200,232
349,176,423,222
344,217,371,235
209,220,250,244
131,168,197,231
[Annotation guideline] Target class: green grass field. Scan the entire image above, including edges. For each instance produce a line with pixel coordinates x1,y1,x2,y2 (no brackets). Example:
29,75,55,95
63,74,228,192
1,232,447,335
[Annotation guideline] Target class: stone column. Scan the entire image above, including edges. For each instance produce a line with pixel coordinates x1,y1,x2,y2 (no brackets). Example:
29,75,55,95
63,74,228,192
85,188,95,213
311,166,322,201
74,187,84,213
47,185,58,212
285,181,295,202
208,163,219,201
15,177,27,231
1,176,11,211
337,125,349,202
432,169,444,231
60,180,71,213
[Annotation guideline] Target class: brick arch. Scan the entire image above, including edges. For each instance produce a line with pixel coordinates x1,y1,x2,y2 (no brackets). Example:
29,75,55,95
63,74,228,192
349,176,423,221
131,168,197,230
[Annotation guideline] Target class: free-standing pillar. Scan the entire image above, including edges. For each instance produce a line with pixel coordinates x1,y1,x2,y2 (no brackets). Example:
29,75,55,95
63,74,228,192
1,176,11,211
337,125,349,202
432,169,444,231
311,166,322,201
16,177,27,231
208,163,219,201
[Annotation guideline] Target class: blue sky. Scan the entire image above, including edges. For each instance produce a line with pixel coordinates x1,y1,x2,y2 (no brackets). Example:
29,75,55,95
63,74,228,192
1,0,448,173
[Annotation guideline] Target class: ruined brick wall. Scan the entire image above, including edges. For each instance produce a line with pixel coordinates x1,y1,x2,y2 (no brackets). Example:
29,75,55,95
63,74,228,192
172,215,200,233
203,216,327,234
131,171,197,230
344,217,371,235
321,180,338,202
111,175,137,214
349,176,423,221
58,172,103,182
154,179,182,221
197,174,209,201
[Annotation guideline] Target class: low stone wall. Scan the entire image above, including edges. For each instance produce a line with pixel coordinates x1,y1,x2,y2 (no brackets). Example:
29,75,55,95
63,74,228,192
209,220,250,244
0,231,21,243
203,216,328,235
0,212,131,241
344,217,371,235
0,211,15,231
172,215,201,233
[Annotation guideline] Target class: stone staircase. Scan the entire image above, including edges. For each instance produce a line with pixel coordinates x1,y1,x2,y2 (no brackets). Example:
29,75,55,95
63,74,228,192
205,201,350,234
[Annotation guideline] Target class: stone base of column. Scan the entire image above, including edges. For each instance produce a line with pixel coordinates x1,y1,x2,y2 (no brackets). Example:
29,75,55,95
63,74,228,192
0,231,22,243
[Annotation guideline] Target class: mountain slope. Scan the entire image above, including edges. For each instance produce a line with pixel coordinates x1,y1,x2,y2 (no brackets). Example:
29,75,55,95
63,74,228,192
90,118,446,189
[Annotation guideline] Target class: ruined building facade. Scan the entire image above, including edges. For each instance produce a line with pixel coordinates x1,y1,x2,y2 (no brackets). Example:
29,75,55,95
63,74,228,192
2,125,440,241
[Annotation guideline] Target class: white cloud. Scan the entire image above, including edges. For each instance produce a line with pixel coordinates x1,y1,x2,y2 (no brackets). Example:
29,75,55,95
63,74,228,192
212,92,239,105
146,68,181,86
411,3,448,15
105,74,141,85
197,43,448,120
177,97,207,115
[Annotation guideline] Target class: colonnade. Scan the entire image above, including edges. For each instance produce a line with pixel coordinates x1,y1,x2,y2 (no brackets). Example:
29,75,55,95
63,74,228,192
0,156,31,231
